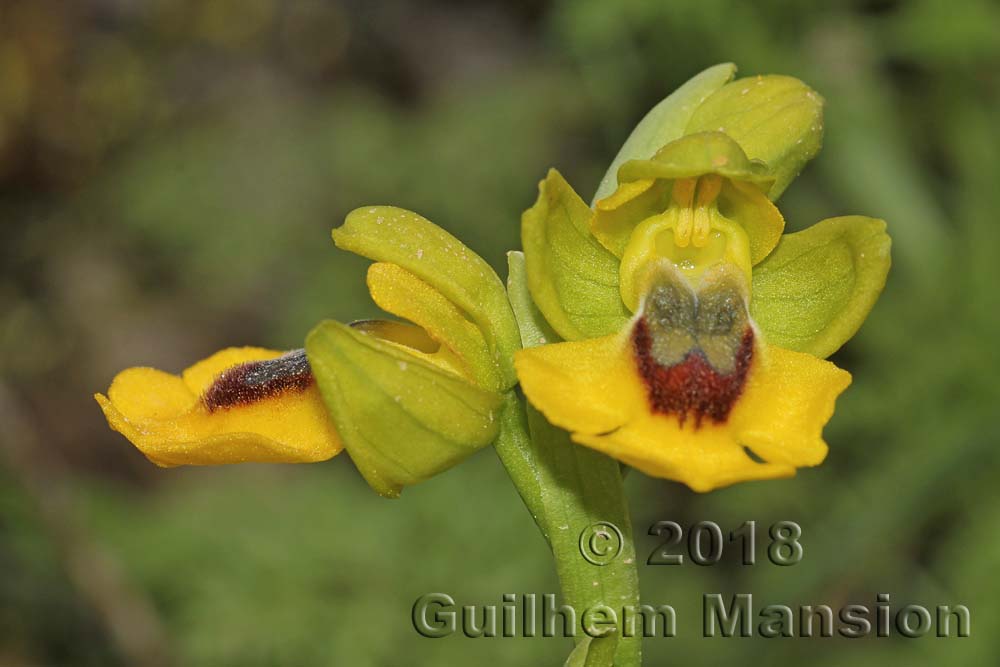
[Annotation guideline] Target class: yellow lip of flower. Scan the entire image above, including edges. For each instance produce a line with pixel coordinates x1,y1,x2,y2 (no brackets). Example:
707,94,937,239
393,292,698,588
95,347,342,467
513,263,852,492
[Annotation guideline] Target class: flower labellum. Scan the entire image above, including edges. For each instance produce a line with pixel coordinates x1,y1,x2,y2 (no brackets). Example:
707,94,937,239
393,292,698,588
515,260,853,492
95,347,342,467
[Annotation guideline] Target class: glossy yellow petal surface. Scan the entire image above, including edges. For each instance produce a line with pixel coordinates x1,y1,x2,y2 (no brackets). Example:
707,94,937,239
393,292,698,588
95,347,342,467
731,345,851,468
514,331,642,435
719,180,785,264
515,329,850,492
592,179,669,257
366,262,497,388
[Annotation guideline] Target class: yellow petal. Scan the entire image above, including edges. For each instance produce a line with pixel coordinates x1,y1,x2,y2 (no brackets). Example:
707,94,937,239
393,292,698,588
365,262,497,388
719,180,785,264
732,344,851,467
591,179,669,257
573,418,794,493
95,347,342,467
515,319,850,492
514,331,642,435
101,366,198,421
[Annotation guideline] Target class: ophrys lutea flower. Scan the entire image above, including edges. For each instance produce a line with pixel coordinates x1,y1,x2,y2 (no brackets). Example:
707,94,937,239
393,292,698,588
515,71,890,492
96,207,521,498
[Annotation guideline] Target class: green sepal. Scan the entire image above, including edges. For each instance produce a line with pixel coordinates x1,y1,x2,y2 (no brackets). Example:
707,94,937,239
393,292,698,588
521,170,630,341
333,207,521,389
305,320,502,498
592,62,736,204
617,131,773,187
750,216,891,358
686,75,824,200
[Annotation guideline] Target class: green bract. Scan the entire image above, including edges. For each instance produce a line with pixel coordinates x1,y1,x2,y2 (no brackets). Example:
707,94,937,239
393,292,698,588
750,215,891,358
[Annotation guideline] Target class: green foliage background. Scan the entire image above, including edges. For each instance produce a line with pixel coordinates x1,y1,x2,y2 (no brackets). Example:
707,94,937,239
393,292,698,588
2,0,998,664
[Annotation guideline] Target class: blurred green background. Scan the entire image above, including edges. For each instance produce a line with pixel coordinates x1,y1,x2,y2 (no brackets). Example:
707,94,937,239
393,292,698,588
2,0,998,664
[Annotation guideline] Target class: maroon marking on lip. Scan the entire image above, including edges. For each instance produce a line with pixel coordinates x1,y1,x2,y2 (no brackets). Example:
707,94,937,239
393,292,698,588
632,319,754,428
202,349,313,412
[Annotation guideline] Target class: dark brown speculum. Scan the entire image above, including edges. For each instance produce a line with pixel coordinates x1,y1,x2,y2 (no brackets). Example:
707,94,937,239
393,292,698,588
632,273,754,428
202,349,313,412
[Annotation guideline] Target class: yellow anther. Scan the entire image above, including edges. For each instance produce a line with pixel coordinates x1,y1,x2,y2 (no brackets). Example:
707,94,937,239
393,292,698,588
692,208,711,247
675,208,693,247
671,178,696,208
696,174,723,206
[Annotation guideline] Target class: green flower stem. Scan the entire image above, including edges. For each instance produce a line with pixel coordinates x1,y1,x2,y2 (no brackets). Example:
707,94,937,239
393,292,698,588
492,252,641,666
526,405,640,666
493,393,641,667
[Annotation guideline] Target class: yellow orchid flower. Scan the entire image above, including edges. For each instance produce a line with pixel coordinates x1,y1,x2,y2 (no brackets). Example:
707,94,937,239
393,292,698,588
515,73,890,492
96,206,515,497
